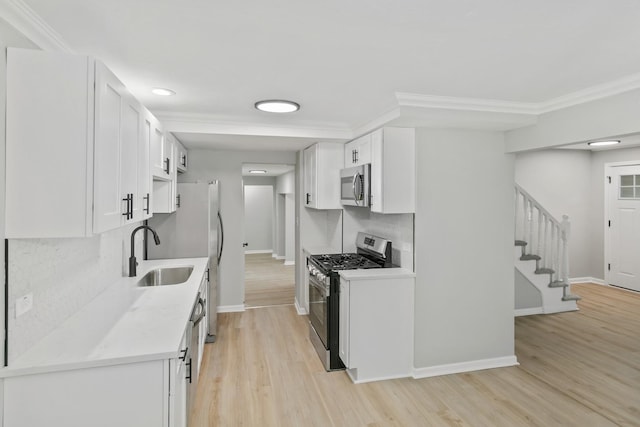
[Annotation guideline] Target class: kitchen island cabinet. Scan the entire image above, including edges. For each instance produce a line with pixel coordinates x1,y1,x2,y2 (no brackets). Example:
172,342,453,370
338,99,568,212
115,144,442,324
338,269,415,383
0,258,209,427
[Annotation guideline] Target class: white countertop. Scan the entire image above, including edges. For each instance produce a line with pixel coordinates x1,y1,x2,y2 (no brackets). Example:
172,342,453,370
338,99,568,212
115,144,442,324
339,268,415,280
0,257,209,378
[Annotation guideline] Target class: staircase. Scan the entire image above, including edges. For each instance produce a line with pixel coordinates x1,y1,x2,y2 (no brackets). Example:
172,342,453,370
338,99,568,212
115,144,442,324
514,185,580,315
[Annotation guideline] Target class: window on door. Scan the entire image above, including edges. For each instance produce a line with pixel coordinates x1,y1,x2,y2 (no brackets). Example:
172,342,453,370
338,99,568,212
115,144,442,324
619,174,640,199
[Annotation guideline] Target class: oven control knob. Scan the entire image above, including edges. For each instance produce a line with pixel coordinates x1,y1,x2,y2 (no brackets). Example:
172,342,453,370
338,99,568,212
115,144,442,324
318,273,325,281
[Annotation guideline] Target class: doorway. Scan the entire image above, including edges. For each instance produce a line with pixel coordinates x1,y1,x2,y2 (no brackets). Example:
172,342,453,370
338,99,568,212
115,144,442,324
605,162,640,292
242,164,296,307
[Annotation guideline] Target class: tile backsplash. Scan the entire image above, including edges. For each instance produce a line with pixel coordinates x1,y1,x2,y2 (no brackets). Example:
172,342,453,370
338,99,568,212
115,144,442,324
342,207,414,270
7,223,144,362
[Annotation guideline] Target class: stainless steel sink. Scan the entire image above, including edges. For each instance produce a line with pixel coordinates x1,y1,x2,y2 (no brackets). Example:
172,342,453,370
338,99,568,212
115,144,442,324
137,266,194,287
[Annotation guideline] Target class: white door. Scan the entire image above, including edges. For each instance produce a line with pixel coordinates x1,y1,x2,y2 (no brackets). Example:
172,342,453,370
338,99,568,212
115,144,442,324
606,164,640,291
243,185,274,252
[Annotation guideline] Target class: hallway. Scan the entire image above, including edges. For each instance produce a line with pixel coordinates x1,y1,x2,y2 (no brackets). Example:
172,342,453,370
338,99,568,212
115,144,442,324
244,253,295,308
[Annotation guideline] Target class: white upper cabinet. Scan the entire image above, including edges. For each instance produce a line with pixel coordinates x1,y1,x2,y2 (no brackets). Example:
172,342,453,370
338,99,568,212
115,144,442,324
176,141,188,173
344,133,371,167
370,127,416,214
5,48,151,238
303,142,343,209
140,109,158,220
151,119,170,179
153,132,178,214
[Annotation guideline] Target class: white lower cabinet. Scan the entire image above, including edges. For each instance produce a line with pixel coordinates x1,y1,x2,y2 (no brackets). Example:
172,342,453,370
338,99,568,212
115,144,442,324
339,274,414,383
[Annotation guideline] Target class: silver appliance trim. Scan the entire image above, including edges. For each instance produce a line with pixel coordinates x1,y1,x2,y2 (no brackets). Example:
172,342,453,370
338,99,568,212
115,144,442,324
340,164,370,207
355,232,391,260
309,323,331,370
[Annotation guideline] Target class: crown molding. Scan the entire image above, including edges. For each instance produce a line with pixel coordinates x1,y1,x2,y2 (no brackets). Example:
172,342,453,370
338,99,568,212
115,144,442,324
395,92,540,115
157,111,353,140
0,0,73,52
538,72,640,113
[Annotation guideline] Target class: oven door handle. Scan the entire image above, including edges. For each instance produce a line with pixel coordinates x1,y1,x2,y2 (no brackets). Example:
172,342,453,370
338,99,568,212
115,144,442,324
309,276,330,296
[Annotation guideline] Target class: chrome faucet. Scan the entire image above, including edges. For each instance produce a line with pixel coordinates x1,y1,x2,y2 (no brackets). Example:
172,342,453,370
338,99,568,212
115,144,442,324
129,225,161,277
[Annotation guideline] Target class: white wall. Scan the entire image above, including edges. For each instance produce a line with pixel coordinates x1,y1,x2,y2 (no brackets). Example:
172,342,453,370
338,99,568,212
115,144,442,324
243,185,274,252
515,269,542,310
179,149,297,308
506,89,640,152
414,129,515,368
515,149,592,277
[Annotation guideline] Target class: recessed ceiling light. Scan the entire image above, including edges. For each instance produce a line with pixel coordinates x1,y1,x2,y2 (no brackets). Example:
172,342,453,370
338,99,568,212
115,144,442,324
254,99,300,113
587,140,620,147
151,88,176,96
249,170,267,174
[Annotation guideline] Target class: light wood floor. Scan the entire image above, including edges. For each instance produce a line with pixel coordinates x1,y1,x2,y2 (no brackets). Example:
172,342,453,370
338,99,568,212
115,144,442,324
192,283,640,426
244,253,295,308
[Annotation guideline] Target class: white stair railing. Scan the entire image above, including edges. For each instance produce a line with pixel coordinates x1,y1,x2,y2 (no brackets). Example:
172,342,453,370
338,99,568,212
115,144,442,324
514,185,570,286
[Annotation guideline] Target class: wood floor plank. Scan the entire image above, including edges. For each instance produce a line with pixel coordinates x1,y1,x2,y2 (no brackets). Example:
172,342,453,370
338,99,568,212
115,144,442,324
191,283,640,426
244,253,295,307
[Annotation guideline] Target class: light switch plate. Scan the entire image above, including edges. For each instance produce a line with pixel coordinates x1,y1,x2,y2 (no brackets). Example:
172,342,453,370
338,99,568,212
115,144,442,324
15,293,33,318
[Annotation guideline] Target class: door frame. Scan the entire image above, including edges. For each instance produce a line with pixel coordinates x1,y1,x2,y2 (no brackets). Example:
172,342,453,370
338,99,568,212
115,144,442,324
604,160,640,286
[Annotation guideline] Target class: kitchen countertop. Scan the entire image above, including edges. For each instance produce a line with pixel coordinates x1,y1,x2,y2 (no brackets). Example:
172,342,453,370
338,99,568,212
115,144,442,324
0,257,209,378
303,246,342,256
339,268,415,280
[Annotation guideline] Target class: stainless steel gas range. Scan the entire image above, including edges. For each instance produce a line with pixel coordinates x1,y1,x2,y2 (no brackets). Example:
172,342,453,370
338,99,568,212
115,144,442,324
307,232,393,371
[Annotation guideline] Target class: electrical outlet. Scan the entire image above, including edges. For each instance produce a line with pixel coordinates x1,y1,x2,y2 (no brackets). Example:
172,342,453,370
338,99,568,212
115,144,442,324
15,293,33,318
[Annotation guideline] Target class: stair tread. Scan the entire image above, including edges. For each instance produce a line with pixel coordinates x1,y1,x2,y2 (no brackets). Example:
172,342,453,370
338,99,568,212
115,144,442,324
520,254,541,261
514,240,527,247
562,294,582,301
549,280,569,288
535,268,555,275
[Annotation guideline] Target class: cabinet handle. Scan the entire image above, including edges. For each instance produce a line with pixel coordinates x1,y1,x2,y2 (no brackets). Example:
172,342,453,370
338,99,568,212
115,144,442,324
179,347,188,361
306,193,311,205
176,194,181,208
143,193,150,214
352,149,355,163
206,268,210,282
355,149,359,163
122,193,133,219
164,157,170,174
186,358,192,383
181,154,187,168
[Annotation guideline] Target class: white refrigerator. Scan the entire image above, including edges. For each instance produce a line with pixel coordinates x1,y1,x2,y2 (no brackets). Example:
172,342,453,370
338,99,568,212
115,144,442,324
147,181,223,342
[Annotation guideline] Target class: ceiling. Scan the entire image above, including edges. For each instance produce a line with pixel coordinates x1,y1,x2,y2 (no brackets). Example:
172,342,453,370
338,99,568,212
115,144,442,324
11,0,640,151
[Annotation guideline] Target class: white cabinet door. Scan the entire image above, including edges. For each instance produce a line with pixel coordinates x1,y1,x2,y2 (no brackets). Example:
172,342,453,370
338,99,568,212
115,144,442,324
370,128,416,214
93,62,126,234
344,134,371,167
153,133,178,213
339,277,350,367
177,141,188,173
122,93,144,223
93,63,144,233
140,110,156,220
303,142,343,209
151,120,170,179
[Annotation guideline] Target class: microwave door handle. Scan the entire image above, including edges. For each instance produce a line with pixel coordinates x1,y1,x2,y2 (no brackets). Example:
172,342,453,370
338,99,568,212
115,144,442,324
352,173,361,206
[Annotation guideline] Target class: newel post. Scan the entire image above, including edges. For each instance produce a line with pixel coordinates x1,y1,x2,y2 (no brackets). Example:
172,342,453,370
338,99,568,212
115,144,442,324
560,215,571,284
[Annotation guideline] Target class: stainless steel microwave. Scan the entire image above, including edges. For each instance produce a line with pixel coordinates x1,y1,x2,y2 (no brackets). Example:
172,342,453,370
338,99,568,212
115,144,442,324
340,164,370,207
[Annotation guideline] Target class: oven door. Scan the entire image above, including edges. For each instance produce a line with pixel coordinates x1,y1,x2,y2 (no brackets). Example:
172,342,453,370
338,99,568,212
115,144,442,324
308,273,329,348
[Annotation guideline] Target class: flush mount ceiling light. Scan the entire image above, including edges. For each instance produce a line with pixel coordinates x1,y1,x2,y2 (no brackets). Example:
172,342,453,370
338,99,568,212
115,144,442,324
151,87,176,96
254,99,300,113
587,140,621,147
249,169,267,174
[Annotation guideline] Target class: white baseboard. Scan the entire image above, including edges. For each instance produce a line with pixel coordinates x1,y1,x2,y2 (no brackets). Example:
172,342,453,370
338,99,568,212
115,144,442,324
346,369,412,384
276,256,286,260
515,307,543,317
413,355,518,379
217,304,246,313
570,277,605,285
284,260,295,266
245,250,273,255
294,298,308,315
